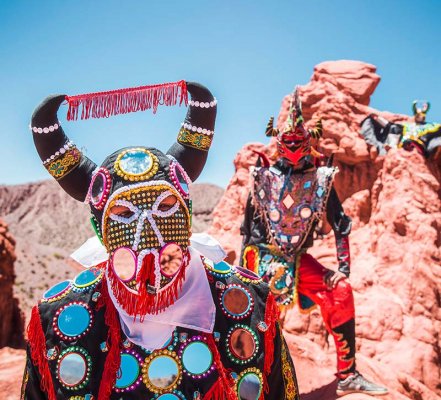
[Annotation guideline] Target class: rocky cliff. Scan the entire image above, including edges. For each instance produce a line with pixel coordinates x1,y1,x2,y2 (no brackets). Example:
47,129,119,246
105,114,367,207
0,219,24,348
210,60,441,399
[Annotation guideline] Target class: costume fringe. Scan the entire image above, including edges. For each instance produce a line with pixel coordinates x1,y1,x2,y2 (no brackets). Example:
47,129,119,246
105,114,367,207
97,278,121,400
263,293,280,394
27,306,57,400
107,251,189,318
66,80,188,120
205,335,237,400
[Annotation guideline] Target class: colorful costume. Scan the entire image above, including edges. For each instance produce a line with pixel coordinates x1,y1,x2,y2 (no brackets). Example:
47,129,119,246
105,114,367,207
361,100,441,158
22,82,299,400
241,88,387,395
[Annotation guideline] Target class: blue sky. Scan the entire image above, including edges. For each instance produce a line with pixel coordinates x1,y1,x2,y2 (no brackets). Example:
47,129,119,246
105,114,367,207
1,0,440,187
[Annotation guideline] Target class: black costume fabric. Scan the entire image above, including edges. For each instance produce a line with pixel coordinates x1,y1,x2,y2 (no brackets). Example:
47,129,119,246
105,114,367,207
22,262,299,399
240,158,356,377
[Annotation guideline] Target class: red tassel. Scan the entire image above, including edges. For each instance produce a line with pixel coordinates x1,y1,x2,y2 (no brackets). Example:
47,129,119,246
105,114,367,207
107,251,189,317
97,278,122,400
263,292,280,393
27,306,57,400
205,335,238,400
66,80,188,121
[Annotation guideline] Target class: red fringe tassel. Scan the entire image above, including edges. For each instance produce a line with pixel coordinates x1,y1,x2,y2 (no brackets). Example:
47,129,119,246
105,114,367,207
27,306,57,400
263,292,280,394
97,278,122,400
66,80,188,121
107,251,189,318
205,335,238,400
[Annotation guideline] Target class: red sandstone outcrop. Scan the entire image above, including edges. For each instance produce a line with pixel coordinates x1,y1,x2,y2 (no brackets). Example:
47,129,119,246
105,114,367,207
0,219,24,348
210,60,441,399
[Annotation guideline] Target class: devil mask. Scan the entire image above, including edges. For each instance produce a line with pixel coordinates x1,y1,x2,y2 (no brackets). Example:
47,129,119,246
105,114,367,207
265,87,322,167
30,81,217,317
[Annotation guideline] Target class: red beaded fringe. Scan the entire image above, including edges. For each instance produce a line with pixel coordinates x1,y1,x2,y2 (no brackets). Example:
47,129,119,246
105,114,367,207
107,252,188,318
97,277,122,400
204,335,238,400
263,292,280,394
27,306,57,400
66,80,188,120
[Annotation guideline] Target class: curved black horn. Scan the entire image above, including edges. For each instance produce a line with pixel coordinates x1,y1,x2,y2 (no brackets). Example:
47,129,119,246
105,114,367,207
167,82,217,181
31,95,97,201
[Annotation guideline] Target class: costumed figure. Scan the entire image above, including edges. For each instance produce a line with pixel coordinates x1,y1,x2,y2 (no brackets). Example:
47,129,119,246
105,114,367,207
240,88,388,396
360,100,441,158
22,81,299,400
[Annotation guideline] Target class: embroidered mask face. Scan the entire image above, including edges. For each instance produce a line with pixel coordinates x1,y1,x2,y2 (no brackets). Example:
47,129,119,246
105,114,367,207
87,147,192,316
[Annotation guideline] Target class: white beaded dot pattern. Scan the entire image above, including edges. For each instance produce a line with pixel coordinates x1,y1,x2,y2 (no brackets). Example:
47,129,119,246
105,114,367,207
189,97,217,108
42,141,75,165
181,123,214,136
30,122,61,134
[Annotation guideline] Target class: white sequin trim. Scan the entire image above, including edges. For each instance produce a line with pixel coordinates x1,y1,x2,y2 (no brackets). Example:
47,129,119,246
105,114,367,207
189,97,217,108
181,123,214,136
29,122,61,134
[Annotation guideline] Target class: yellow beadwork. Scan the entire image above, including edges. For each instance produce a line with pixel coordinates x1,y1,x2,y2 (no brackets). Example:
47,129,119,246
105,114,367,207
45,147,81,180
177,128,212,151
280,329,297,399
114,148,159,181
141,349,183,394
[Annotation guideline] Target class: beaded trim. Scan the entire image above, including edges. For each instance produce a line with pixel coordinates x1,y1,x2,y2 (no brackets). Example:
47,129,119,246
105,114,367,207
189,98,217,108
114,148,159,182
169,161,191,199
30,122,60,134
72,267,104,292
142,349,183,394
151,391,186,400
178,128,213,151
181,122,214,136
56,346,92,390
226,324,259,364
42,141,75,165
178,335,215,378
235,367,263,398
202,257,233,279
41,280,73,303
86,167,112,210
45,147,82,180
233,266,262,284
219,284,254,320
53,302,93,341
114,349,143,392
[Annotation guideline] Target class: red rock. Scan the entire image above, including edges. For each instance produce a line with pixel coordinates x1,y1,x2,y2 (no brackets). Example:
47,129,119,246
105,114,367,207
210,60,441,398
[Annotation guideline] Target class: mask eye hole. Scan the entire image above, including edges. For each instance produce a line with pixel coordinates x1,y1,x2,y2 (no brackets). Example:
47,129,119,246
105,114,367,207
158,195,177,212
110,205,135,219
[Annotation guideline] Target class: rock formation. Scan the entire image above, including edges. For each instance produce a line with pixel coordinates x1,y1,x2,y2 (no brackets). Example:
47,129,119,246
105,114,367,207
0,219,24,348
209,60,441,399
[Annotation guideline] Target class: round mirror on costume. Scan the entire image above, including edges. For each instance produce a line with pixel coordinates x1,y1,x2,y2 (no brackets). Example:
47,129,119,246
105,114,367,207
142,351,182,394
111,247,137,282
89,167,111,210
221,285,253,319
114,148,159,181
160,243,183,278
237,369,263,400
57,347,91,389
181,340,213,377
226,325,259,364
170,161,191,198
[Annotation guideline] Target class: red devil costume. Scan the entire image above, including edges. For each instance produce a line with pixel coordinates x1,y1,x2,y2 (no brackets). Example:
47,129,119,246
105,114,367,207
240,88,388,396
22,81,299,399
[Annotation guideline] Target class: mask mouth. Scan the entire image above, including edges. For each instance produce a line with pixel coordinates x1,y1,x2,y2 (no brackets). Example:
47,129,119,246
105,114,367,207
108,243,189,317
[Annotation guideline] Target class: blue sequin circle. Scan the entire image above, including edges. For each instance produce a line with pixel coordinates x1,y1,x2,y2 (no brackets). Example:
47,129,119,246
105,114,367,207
57,304,91,338
115,353,140,389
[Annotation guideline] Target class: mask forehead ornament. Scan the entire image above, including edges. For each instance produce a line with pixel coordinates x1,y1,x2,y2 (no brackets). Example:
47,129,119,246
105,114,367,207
31,80,217,316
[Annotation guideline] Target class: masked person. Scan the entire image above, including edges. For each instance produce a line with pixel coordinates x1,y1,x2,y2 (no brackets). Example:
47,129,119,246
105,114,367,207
240,88,388,396
22,82,299,400
361,100,441,158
